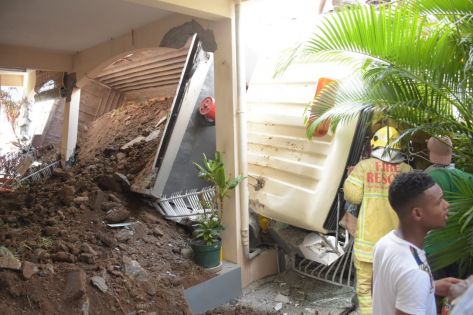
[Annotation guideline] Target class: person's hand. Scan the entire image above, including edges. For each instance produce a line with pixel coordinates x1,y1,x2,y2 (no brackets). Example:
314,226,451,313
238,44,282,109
435,277,462,297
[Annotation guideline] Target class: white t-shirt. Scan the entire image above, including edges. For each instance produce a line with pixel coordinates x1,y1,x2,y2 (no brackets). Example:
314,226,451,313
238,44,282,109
372,230,436,315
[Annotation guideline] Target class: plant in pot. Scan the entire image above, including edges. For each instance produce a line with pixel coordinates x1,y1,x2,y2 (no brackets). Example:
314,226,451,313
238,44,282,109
191,151,244,268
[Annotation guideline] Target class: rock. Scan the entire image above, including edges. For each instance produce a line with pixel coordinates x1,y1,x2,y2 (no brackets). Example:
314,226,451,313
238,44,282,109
133,222,148,240
274,302,283,311
122,256,146,278
181,248,193,259
90,276,108,293
275,293,290,303
33,248,50,262
52,252,76,263
140,279,157,296
89,189,106,211
105,207,130,224
116,152,127,161
115,229,134,243
64,269,87,301
61,185,75,205
80,244,98,256
73,196,89,205
0,247,21,270
101,201,122,211
152,226,164,237
67,243,81,255
142,212,160,224
120,136,146,150
97,232,116,248
79,253,95,264
21,261,39,279
145,130,161,142
113,172,131,191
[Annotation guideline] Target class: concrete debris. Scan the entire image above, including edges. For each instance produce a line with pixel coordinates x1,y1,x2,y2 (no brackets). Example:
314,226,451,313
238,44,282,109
155,116,167,128
80,243,98,256
122,256,147,278
181,248,193,259
89,189,106,211
114,172,131,191
90,276,108,293
275,293,290,303
108,193,121,203
145,130,161,142
115,229,134,243
0,246,21,270
121,136,146,150
274,302,283,311
74,196,89,204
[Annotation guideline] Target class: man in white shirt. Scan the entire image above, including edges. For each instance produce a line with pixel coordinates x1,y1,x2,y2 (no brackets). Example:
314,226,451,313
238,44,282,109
372,171,461,315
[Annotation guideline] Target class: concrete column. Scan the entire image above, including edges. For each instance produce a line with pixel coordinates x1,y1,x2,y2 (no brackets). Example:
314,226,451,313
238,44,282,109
211,17,242,265
60,88,81,162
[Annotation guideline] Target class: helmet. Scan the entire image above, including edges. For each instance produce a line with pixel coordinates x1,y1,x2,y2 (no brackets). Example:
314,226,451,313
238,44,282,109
371,126,401,150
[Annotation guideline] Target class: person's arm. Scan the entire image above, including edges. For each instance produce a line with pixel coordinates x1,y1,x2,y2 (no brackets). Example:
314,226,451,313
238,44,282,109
343,161,364,205
435,277,462,297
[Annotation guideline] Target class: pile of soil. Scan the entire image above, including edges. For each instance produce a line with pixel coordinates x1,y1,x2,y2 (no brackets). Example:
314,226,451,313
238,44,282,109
0,98,211,314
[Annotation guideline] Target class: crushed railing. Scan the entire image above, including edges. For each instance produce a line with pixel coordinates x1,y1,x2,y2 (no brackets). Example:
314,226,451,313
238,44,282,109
0,161,60,190
149,186,215,220
293,237,354,288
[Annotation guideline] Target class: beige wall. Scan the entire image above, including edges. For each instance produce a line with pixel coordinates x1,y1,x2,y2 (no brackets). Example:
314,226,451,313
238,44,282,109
0,44,72,72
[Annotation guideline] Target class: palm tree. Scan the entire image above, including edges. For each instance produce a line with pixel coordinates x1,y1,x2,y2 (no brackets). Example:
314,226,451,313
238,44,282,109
279,0,473,273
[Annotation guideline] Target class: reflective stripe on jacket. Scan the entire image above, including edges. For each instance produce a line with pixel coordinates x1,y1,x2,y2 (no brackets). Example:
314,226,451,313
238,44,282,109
344,157,412,262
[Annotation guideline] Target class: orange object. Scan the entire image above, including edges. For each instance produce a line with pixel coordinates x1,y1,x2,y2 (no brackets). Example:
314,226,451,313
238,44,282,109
308,77,336,137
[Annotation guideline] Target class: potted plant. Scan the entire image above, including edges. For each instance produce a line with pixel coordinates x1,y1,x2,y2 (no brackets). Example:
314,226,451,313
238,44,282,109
190,151,244,268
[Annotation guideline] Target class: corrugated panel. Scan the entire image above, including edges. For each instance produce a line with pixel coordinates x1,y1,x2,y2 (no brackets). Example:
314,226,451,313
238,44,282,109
247,57,359,234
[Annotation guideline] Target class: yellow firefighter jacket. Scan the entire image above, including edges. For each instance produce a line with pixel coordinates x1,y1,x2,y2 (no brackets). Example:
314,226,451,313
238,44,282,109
344,157,412,263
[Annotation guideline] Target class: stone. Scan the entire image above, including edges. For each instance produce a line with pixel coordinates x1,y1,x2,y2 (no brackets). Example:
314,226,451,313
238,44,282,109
145,130,160,142
105,207,130,224
120,136,146,150
61,185,75,205
89,189,106,211
79,253,95,265
80,244,98,256
64,269,87,301
97,233,116,248
152,226,164,237
122,256,146,278
52,252,76,263
52,168,67,178
90,276,108,293
101,201,122,211
113,172,131,191
0,247,21,270
181,248,193,259
275,293,290,303
132,222,148,240
115,229,133,243
116,152,127,161
22,261,39,279
43,226,59,236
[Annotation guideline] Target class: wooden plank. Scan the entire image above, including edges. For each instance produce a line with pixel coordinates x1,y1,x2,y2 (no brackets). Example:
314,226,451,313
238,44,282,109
108,73,181,90
119,79,181,92
101,65,183,85
96,88,111,117
94,48,188,79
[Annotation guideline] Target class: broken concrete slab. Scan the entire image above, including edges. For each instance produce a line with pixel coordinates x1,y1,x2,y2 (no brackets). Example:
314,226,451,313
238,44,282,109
90,276,108,293
120,136,146,150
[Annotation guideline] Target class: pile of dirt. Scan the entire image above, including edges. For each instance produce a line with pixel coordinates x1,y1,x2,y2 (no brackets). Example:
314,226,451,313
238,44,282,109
0,162,213,314
77,98,172,191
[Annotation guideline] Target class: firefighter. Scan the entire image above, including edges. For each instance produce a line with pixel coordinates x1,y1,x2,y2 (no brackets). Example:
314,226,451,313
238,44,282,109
344,126,412,315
